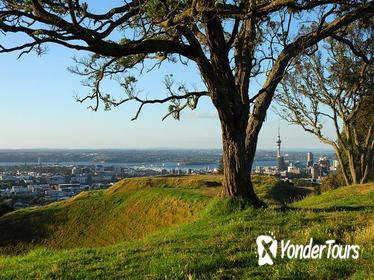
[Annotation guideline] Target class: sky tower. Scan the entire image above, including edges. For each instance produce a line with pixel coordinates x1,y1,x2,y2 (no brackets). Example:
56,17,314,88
276,127,287,172
276,127,281,158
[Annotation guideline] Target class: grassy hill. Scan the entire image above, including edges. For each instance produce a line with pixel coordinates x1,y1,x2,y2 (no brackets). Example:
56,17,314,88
291,183,374,209
0,175,222,255
0,176,372,279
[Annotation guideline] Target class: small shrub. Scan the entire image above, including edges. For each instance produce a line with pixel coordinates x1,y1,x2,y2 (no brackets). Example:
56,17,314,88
320,173,345,193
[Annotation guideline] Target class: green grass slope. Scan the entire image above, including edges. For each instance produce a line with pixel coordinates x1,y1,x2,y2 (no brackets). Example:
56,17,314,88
0,176,221,255
0,175,306,255
291,183,374,209
0,177,373,279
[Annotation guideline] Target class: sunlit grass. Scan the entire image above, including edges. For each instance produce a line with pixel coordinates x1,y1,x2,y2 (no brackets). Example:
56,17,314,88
291,183,374,209
0,176,373,279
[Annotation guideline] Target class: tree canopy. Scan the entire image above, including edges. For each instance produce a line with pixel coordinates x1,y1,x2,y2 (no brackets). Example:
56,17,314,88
1,0,373,204
276,20,374,185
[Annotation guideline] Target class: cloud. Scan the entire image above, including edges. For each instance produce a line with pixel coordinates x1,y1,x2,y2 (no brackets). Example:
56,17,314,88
189,111,219,119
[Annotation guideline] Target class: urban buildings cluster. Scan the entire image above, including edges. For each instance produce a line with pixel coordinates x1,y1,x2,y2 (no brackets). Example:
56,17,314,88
254,129,339,182
0,163,215,208
0,132,339,209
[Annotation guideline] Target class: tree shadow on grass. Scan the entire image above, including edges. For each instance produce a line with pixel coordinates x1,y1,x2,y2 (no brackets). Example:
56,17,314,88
265,181,313,205
0,207,61,255
0,203,13,217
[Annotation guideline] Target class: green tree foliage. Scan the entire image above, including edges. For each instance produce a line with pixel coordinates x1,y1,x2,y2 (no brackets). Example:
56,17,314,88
1,1,373,203
276,20,374,185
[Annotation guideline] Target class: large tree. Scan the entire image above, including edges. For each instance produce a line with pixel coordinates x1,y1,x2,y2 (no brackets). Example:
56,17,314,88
275,22,374,185
1,1,373,205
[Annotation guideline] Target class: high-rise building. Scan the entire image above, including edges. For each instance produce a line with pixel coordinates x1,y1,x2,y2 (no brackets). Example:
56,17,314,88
311,164,319,181
318,156,330,175
307,152,314,167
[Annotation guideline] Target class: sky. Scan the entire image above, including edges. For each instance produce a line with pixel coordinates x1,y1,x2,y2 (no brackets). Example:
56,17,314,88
0,2,334,151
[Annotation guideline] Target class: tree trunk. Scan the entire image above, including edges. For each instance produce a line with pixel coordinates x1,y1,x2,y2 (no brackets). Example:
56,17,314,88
346,149,359,185
361,149,373,184
218,108,264,207
221,134,250,198
334,147,351,186
221,129,262,205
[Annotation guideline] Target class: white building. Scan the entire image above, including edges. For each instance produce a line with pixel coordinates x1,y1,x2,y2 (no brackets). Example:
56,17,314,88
27,184,50,193
287,164,300,174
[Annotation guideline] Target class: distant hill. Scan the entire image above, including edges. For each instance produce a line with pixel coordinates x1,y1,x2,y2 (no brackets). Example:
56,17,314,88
0,149,221,164
0,176,372,279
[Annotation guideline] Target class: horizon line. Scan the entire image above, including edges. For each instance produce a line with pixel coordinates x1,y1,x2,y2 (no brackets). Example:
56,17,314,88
0,147,335,152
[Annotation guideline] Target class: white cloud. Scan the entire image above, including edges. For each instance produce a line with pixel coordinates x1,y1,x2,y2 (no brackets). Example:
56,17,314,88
188,111,219,119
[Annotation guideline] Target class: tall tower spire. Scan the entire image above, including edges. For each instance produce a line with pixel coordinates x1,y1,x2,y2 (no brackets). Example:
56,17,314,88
276,126,281,158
